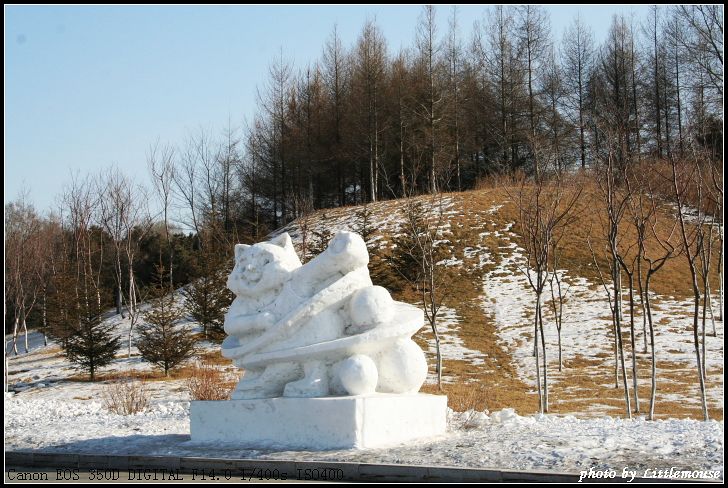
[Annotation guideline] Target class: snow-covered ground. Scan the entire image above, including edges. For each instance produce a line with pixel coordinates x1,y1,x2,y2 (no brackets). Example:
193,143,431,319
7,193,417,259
4,394,722,478
4,289,230,404
277,195,457,247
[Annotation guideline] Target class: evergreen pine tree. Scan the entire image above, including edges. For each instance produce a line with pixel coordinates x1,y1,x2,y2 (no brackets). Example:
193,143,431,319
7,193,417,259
310,212,334,257
182,250,233,340
64,308,120,381
354,203,393,287
46,268,81,350
354,203,376,245
388,200,429,285
137,265,196,376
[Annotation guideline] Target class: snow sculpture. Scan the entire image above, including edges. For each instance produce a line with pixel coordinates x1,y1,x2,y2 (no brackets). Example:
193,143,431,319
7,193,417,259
221,231,428,399
191,231,446,449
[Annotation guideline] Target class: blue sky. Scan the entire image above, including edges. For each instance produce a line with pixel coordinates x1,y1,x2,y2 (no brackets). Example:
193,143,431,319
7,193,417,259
5,5,650,214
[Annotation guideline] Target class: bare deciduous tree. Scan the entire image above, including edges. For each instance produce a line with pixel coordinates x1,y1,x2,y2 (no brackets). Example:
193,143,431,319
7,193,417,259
674,5,723,98
510,150,581,414
628,174,680,420
592,136,634,419
98,167,153,356
353,18,387,203
670,155,710,421
148,140,176,287
446,6,463,191
5,196,44,355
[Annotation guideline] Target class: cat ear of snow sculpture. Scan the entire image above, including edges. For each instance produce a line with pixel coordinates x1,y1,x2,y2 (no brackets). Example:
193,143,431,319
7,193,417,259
234,243,250,261
264,232,302,271
271,232,296,253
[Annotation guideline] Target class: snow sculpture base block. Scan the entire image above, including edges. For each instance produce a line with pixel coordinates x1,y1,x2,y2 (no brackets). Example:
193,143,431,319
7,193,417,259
190,393,447,450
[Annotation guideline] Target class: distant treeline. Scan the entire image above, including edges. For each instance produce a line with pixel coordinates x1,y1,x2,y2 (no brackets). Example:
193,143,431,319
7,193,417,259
237,5,722,228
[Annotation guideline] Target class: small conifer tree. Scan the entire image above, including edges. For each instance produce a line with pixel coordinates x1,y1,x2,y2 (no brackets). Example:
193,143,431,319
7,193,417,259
182,250,232,340
137,264,196,376
65,308,121,381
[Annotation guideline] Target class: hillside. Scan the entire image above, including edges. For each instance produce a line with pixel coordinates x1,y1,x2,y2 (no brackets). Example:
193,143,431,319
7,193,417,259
5,186,723,422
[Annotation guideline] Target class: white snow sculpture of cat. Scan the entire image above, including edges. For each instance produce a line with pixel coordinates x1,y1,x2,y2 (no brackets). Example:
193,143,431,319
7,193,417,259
221,231,428,400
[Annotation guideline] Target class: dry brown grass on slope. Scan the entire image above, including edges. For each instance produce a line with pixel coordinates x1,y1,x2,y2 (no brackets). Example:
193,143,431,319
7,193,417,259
67,367,198,383
67,350,237,384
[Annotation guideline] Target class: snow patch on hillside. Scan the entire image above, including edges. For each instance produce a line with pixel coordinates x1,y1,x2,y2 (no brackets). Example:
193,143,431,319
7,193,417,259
424,306,485,385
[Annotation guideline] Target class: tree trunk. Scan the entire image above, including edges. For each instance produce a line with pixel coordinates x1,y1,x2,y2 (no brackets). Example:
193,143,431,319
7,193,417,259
116,285,123,316
645,273,657,420
12,316,19,356
674,44,684,156
534,294,543,414
22,313,29,354
653,12,662,158
42,291,48,347
550,270,564,372
627,275,639,413
557,327,562,372
701,283,707,378
613,304,619,388
637,253,649,353
374,94,380,202
538,300,548,413
613,258,632,418
691,284,709,420
706,284,716,336
630,34,642,162
4,345,9,392
527,44,538,179
399,111,406,196
430,317,442,391
718,233,724,321
127,269,136,357
663,63,672,157
578,46,586,169
369,148,374,203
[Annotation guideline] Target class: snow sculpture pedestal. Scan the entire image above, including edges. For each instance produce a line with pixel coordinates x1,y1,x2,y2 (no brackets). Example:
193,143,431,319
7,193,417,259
190,393,447,450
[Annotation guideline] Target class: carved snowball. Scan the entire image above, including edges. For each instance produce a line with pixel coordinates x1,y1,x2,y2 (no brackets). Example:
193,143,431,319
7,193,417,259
376,339,427,394
338,354,378,395
348,286,394,328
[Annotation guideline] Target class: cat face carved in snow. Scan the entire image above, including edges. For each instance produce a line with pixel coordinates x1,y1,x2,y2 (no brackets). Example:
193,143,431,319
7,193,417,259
227,233,302,296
